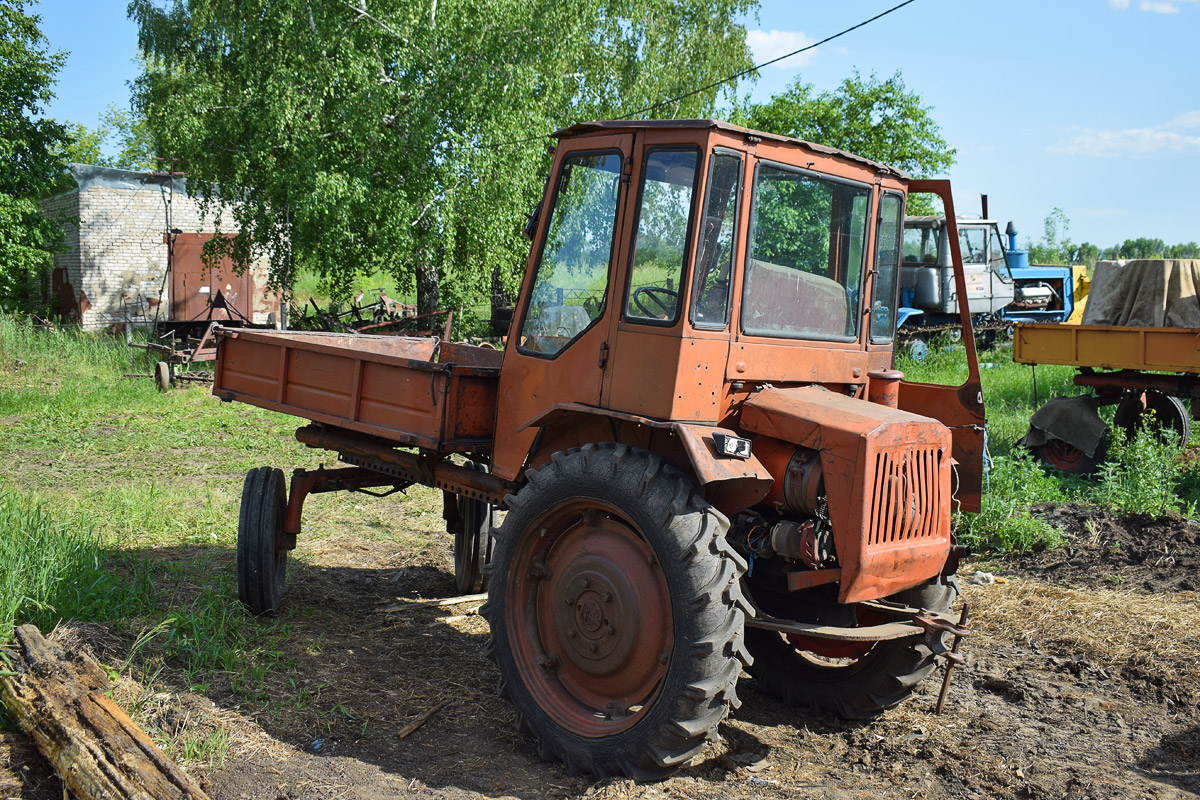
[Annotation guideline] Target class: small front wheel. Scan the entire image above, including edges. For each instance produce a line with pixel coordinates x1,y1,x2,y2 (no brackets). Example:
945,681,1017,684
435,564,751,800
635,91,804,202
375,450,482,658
450,461,494,594
237,467,288,615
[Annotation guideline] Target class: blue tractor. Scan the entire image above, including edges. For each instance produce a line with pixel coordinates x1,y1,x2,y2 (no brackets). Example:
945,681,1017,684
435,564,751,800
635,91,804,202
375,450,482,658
897,216,1085,359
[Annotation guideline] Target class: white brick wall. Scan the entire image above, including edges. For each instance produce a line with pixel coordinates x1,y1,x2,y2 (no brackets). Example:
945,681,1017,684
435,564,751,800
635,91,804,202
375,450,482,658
42,166,274,330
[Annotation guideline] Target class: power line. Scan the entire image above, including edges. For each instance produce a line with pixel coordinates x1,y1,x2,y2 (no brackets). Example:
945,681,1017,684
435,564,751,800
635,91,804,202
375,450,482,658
626,0,919,119
486,0,919,152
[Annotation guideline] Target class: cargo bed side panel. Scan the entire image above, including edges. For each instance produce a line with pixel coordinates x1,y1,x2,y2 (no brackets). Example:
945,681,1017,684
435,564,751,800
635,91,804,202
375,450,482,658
214,330,499,451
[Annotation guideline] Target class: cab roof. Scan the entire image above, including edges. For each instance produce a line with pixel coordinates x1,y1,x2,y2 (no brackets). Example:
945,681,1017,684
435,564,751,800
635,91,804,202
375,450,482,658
555,119,912,181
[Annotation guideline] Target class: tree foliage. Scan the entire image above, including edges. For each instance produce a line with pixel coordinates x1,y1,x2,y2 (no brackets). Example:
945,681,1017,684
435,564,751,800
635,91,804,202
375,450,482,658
733,70,956,178
1026,207,1200,267
98,103,157,171
128,0,755,317
0,0,73,311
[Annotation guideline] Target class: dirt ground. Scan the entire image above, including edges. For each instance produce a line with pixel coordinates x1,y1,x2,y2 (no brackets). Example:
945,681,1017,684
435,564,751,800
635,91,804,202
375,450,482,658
4,505,1200,800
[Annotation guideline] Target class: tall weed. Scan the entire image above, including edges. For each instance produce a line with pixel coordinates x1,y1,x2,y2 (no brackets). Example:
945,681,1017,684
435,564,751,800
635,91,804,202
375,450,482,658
958,449,1065,554
1094,424,1188,515
0,487,153,643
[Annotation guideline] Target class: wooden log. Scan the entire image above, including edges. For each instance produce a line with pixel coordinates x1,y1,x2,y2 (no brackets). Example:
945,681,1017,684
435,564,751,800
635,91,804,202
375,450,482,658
0,624,210,800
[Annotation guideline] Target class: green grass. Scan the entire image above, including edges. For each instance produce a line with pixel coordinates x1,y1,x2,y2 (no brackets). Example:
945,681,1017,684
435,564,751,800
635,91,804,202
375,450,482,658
0,312,450,729
901,337,1199,552
0,312,1196,744
0,487,154,644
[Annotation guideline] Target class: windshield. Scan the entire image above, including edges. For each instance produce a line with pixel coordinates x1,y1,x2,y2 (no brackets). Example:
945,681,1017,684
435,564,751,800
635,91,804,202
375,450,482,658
903,222,939,264
742,163,870,341
959,226,986,264
519,151,622,356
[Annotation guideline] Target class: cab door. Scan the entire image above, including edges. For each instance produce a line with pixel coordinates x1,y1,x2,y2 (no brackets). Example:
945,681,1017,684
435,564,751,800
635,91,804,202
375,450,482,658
491,133,635,481
601,131,712,420
897,180,986,512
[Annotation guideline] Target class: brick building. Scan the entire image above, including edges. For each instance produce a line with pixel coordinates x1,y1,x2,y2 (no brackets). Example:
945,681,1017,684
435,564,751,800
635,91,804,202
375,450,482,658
41,164,277,330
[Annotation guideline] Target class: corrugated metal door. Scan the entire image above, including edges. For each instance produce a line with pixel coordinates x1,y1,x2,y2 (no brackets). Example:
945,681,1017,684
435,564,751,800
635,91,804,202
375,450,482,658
170,233,253,321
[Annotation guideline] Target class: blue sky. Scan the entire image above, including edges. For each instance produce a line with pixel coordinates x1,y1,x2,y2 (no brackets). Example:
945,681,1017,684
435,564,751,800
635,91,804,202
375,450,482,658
35,0,1200,248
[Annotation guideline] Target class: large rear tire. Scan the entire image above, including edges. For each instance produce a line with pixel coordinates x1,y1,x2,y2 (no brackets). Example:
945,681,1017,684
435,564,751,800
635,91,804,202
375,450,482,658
483,444,751,779
237,467,288,616
745,579,957,719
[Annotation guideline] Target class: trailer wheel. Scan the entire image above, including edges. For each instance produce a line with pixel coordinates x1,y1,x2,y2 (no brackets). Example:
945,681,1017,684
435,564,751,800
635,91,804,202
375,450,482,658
1114,391,1192,446
483,444,750,779
1031,438,1102,475
745,579,957,719
451,462,494,594
237,467,288,616
155,361,171,392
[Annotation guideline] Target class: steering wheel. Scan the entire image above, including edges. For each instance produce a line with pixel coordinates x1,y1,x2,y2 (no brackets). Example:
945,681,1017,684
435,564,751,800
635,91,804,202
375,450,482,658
632,286,679,318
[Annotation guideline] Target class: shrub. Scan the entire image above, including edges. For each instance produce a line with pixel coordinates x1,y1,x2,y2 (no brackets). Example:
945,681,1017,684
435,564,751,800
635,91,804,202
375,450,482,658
1093,423,1188,516
957,449,1065,554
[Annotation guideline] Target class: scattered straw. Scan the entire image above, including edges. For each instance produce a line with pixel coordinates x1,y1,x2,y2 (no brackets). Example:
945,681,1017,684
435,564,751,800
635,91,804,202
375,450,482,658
966,580,1200,694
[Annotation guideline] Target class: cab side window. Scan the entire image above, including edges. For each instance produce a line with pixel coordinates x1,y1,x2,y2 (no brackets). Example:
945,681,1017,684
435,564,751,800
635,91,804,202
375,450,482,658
742,163,871,342
624,149,699,324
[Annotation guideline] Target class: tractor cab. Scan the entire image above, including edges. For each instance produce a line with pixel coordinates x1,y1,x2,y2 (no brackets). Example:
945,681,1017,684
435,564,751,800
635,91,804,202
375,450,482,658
493,120,984,513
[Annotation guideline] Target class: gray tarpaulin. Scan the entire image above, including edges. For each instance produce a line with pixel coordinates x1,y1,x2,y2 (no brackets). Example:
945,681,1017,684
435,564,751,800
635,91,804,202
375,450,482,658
1019,394,1108,458
1081,259,1200,328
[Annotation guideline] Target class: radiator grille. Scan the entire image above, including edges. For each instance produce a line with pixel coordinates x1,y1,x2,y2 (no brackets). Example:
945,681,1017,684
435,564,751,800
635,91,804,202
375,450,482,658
868,446,943,545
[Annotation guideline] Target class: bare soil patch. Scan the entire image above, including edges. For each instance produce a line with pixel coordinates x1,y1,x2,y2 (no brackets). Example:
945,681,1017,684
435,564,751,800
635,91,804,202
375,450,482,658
4,508,1200,800
1010,502,1200,592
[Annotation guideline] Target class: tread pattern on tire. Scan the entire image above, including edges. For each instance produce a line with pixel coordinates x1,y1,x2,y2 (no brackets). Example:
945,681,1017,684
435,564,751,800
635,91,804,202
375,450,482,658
237,466,287,616
481,443,751,780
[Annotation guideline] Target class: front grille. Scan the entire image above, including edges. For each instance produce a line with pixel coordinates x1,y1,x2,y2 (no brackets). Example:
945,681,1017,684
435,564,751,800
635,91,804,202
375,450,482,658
867,446,943,545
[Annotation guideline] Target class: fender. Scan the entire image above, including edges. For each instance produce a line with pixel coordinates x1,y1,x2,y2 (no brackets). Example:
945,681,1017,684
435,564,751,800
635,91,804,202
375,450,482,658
519,402,773,515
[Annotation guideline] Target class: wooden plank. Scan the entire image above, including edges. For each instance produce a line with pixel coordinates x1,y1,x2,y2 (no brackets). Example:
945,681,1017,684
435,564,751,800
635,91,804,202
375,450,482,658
0,625,211,800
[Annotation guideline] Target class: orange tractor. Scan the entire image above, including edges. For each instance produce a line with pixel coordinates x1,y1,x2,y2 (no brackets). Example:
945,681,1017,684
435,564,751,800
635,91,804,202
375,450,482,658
215,119,985,779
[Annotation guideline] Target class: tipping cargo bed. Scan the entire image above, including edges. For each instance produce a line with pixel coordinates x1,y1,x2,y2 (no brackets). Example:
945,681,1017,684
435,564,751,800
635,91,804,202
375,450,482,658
1013,323,1200,373
213,328,503,451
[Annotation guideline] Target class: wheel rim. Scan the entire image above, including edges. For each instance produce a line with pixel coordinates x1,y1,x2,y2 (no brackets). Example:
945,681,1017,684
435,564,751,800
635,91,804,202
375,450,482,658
1042,438,1085,471
507,500,673,737
906,338,928,361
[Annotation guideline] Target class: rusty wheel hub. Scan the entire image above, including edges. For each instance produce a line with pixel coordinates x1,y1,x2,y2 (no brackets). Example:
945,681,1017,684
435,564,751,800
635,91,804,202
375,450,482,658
511,503,672,736
1043,438,1085,471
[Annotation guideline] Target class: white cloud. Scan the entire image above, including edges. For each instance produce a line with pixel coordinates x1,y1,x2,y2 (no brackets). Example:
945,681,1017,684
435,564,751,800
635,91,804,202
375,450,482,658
746,29,819,70
1171,110,1200,128
1110,0,1200,11
1049,112,1200,156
